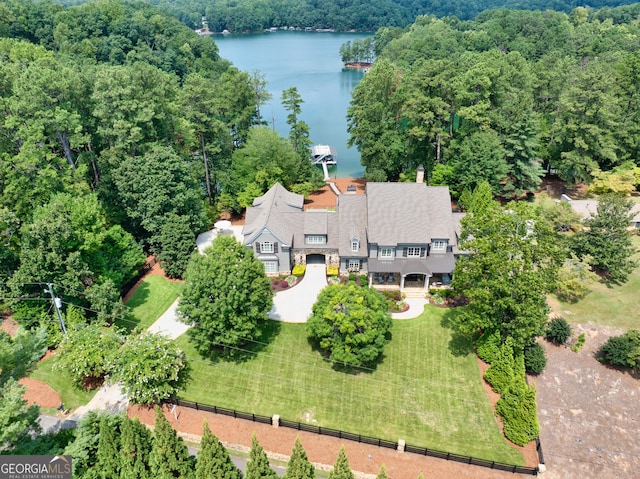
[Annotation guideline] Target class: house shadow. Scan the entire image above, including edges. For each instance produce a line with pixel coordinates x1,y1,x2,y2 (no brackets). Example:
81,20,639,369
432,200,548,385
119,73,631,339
440,308,475,358
192,318,282,365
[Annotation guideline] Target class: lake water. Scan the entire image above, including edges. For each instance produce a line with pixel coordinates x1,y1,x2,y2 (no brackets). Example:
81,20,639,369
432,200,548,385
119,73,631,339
213,31,371,178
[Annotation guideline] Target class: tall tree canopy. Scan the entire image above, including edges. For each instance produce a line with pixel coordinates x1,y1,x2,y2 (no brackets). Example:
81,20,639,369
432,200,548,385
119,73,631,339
178,235,273,357
452,187,564,350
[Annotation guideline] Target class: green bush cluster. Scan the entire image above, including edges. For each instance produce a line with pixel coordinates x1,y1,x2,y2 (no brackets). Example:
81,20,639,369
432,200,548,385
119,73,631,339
496,377,540,446
523,343,547,374
600,330,640,368
571,333,586,353
484,338,515,394
476,330,501,364
481,336,540,446
292,264,306,277
348,273,357,282
546,317,572,345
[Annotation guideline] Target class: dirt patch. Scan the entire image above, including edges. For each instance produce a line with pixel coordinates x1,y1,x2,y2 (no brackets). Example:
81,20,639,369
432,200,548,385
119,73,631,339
1,317,19,337
18,378,62,409
534,324,640,478
129,405,530,479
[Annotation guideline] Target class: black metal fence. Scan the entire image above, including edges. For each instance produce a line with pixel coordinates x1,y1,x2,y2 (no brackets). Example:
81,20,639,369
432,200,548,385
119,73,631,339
120,257,158,297
171,399,539,475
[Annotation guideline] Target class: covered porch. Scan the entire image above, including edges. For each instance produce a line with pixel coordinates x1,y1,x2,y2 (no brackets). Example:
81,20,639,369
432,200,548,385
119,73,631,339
367,255,455,295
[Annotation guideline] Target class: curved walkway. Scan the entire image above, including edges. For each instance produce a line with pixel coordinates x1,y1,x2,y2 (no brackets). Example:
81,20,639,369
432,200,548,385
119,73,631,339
269,264,328,323
392,298,428,319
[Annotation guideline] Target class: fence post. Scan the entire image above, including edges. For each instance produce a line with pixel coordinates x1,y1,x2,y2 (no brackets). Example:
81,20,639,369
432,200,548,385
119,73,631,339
538,464,547,474
272,414,280,428
397,439,405,453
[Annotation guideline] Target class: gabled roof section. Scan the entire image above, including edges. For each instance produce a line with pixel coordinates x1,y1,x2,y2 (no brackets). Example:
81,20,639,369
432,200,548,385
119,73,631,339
337,194,367,257
242,183,304,245
426,187,456,243
366,183,430,244
252,182,304,209
304,210,328,235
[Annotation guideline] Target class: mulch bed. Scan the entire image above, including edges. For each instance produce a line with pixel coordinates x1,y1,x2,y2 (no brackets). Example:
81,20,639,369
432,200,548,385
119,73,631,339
129,404,532,479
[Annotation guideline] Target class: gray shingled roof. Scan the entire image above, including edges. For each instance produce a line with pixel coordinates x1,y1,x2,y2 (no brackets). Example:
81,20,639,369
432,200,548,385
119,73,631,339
303,210,328,235
366,183,430,245
337,194,368,257
242,183,304,246
426,187,456,242
366,183,455,245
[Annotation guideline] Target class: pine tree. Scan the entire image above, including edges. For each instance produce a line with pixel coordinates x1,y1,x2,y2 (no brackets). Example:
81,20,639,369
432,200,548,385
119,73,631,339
375,465,388,479
149,406,194,479
283,437,315,479
96,416,121,479
120,416,152,479
245,433,277,479
195,422,241,479
327,447,354,479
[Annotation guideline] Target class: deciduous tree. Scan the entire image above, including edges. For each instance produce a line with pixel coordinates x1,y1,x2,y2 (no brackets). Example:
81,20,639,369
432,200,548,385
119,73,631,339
452,199,563,350
179,235,273,357
307,283,392,368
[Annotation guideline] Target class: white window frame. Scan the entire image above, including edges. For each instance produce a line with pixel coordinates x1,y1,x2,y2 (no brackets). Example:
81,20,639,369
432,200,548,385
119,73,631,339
348,259,360,271
379,247,394,259
263,261,278,273
260,241,274,253
406,247,421,257
306,235,325,245
432,240,446,252
351,239,359,252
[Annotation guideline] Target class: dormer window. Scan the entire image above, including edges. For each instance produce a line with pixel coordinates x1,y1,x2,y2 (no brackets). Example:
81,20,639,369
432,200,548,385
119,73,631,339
432,240,446,252
351,239,359,252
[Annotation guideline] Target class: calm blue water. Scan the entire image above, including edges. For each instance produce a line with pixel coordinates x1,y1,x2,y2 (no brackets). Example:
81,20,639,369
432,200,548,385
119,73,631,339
213,31,371,178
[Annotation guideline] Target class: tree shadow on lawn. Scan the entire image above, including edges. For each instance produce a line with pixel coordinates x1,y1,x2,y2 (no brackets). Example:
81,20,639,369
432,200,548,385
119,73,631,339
305,332,391,375
191,319,282,365
440,308,476,358
118,281,151,331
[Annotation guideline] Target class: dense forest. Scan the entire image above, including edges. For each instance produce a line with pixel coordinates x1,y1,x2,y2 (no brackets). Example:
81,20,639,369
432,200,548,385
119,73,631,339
0,0,319,331
347,7,640,198
52,0,640,32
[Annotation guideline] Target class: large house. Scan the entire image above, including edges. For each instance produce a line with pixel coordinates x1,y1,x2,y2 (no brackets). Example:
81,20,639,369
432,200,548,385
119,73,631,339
241,170,465,294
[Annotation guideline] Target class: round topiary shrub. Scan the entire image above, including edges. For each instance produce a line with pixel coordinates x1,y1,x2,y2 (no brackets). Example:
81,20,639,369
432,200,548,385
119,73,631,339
546,317,571,345
279,280,289,289
524,342,547,374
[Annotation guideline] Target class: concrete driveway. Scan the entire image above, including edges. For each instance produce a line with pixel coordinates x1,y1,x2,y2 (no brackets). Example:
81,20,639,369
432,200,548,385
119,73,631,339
268,264,328,323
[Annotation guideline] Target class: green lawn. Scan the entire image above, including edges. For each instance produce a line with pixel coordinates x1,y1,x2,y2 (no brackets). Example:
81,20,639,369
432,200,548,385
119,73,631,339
174,306,524,465
119,276,184,331
551,235,640,329
29,355,96,410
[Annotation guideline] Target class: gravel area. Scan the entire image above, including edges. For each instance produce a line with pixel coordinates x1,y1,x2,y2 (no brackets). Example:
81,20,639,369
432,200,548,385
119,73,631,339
534,323,640,479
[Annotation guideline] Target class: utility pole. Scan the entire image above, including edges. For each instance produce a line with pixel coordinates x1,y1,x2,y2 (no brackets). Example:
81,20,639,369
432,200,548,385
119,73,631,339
45,283,67,334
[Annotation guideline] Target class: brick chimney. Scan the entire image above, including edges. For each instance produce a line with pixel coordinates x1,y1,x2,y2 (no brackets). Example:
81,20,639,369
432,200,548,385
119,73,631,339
416,165,425,183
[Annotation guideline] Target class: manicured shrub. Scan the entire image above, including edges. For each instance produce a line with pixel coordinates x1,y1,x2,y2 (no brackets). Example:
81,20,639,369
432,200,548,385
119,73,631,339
476,330,501,364
348,273,357,282
292,264,306,277
483,338,515,394
546,317,571,345
600,330,640,368
326,265,339,276
496,379,540,446
279,280,289,289
359,274,367,285
524,342,547,375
